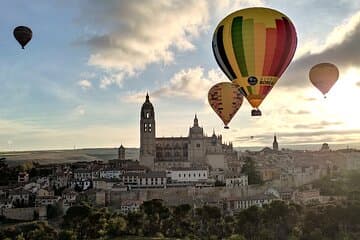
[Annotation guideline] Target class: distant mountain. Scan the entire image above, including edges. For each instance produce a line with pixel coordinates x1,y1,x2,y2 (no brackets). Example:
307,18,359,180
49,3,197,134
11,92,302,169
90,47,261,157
235,142,360,152
1,148,140,166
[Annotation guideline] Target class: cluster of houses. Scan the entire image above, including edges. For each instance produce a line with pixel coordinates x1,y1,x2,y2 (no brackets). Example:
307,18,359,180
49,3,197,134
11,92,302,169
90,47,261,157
0,156,249,218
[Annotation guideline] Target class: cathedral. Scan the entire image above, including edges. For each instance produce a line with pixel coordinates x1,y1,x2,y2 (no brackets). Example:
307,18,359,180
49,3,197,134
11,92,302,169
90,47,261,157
139,94,238,170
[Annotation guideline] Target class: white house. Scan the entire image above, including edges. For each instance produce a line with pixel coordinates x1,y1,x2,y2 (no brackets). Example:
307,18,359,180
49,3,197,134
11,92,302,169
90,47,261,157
62,189,78,207
74,168,100,180
166,168,208,183
225,173,248,187
99,167,123,179
137,172,167,188
224,193,279,214
35,196,61,207
120,200,143,214
8,189,31,206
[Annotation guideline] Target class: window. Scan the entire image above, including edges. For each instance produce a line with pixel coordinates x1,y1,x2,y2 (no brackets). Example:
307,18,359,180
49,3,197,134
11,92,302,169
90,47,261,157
179,173,181,178
196,144,200,148
144,123,147,132
146,112,150,119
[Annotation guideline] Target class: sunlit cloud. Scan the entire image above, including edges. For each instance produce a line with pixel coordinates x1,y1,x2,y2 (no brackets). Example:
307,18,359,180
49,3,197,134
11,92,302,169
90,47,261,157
152,67,224,100
78,79,92,90
83,1,209,83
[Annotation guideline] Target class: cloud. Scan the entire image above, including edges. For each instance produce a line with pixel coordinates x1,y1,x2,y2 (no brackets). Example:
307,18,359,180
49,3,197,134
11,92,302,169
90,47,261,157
152,67,224,100
234,128,360,146
81,1,209,79
99,71,124,89
285,109,310,115
73,105,86,117
78,79,92,90
122,66,225,102
122,91,147,104
293,121,342,130
279,10,360,88
78,0,266,88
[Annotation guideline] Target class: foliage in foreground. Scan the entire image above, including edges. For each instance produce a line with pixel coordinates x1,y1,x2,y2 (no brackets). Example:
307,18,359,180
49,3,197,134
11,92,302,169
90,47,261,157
1,199,360,240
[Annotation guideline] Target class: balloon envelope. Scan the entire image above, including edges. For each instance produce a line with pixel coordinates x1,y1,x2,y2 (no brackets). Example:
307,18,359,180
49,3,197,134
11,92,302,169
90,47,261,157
309,63,339,96
13,26,32,49
212,7,297,110
208,82,243,128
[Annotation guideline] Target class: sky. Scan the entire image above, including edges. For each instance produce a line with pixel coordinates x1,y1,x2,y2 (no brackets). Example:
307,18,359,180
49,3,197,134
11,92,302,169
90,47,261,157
1,0,360,151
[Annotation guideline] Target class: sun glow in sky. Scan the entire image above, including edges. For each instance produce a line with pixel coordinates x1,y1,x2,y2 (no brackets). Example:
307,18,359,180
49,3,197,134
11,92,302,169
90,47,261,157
1,0,360,151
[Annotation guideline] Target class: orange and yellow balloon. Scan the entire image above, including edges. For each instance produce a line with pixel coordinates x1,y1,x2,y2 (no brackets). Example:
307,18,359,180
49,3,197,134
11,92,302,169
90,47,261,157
309,63,339,98
212,7,297,116
208,82,243,129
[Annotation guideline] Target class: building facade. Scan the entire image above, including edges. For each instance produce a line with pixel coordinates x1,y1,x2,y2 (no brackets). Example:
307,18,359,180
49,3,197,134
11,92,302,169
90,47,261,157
139,94,237,170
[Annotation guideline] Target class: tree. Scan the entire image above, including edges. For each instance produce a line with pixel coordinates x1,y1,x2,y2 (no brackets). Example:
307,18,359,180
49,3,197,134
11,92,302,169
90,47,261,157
241,157,263,184
141,199,170,236
58,230,77,240
47,202,63,219
107,216,127,237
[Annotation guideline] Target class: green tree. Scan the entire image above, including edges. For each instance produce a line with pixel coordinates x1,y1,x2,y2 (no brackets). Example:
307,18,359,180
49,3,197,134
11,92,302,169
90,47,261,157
58,230,77,240
47,202,63,219
241,156,263,184
107,215,127,237
141,199,170,236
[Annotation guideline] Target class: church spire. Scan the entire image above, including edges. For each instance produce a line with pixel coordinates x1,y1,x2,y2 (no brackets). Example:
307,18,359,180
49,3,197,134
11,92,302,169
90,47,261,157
193,114,199,127
145,92,149,102
273,134,279,151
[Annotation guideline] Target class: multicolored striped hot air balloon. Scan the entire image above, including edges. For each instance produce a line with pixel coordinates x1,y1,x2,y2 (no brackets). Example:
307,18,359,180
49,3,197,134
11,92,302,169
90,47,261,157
309,63,339,98
212,7,297,116
208,82,244,129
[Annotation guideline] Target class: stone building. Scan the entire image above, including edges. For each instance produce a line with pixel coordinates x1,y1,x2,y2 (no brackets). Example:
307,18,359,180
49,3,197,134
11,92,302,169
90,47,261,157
139,94,237,170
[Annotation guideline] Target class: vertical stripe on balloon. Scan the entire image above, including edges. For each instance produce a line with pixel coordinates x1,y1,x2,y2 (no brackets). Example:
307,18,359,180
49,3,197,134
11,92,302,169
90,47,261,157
213,26,237,80
243,19,255,75
277,17,297,77
239,87,247,97
254,23,266,76
269,19,286,76
231,17,248,77
262,28,277,76
247,86,253,94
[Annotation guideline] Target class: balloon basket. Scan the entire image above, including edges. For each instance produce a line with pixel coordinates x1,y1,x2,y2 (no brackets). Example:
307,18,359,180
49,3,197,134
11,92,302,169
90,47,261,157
251,109,262,116
224,126,229,129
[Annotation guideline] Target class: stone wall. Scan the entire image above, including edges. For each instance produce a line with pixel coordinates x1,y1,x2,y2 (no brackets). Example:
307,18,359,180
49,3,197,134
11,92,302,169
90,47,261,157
109,185,268,206
1,206,46,221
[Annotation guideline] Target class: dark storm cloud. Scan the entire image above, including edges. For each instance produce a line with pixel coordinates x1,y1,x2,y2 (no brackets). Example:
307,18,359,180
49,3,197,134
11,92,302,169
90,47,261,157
278,17,360,88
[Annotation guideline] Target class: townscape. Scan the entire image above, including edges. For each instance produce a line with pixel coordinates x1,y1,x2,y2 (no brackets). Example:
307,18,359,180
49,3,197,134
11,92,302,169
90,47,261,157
1,95,360,239
2,1,360,239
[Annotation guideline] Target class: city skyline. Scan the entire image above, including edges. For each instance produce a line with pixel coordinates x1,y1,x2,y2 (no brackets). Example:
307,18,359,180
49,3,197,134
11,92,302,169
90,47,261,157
1,1,360,151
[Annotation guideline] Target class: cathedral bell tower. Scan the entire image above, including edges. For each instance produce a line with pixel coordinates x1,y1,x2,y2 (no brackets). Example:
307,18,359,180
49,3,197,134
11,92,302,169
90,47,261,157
140,93,155,168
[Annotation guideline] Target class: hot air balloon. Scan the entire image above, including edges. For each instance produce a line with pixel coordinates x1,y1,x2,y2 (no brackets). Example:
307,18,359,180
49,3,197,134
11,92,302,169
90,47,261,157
212,7,297,116
309,63,339,98
208,82,243,129
13,26,32,49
